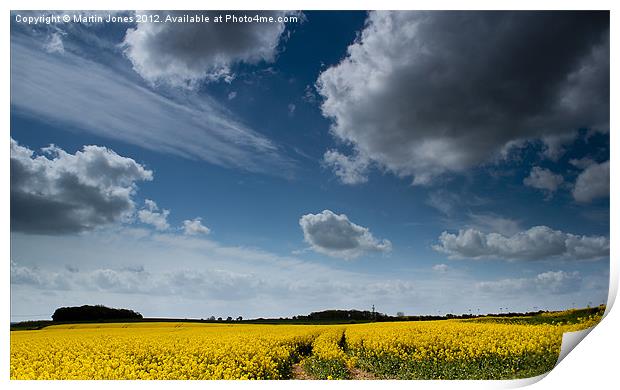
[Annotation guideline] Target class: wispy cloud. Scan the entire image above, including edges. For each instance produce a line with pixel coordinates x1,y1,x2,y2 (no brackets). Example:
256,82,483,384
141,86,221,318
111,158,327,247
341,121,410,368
10,228,422,319
11,34,294,176
476,271,582,296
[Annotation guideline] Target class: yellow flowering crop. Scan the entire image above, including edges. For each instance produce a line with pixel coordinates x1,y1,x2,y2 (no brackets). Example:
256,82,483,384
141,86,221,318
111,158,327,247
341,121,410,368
11,323,320,380
343,314,601,379
10,312,602,380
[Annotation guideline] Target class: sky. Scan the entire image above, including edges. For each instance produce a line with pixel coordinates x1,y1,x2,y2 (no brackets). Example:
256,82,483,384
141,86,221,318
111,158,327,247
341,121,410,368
9,10,610,322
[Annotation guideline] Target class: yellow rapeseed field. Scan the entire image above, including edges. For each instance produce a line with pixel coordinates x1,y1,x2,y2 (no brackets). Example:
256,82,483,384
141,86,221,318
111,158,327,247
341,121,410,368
10,311,602,380
343,314,601,379
10,323,320,380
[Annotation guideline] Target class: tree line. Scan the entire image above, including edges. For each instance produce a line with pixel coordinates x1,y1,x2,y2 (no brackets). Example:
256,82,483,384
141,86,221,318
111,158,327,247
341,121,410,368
52,305,142,322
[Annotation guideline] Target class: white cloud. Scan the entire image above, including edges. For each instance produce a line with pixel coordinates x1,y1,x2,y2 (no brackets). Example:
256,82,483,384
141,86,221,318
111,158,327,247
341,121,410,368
426,191,456,216
122,11,295,88
434,226,608,261
299,210,392,259
44,32,64,53
227,91,237,100
10,261,70,290
476,271,582,295
10,228,424,320
316,11,609,184
11,35,292,176
11,139,152,234
323,150,370,185
467,213,521,236
569,157,596,170
137,200,170,231
183,218,211,235
10,261,259,300
10,227,609,320
425,190,489,217
523,166,564,195
432,264,449,273
572,160,609,202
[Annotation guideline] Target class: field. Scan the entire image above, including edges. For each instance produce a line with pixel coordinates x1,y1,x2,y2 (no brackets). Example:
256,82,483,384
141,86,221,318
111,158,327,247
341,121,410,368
10,308,603,380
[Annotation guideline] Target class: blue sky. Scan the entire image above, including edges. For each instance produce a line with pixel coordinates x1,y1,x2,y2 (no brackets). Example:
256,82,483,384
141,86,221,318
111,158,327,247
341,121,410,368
10,11,610,321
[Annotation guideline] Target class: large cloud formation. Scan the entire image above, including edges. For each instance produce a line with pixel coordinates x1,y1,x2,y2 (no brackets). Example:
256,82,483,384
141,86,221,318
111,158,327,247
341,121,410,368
434,226,609,261
11,139,152,234
317,11,609,184
123,11,297,87
299,210,392,259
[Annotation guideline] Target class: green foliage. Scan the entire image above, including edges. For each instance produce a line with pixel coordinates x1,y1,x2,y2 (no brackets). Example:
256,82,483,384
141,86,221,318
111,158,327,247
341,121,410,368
303,356,350,379
352,350,557,379
52,305,142,322
468,306,605,326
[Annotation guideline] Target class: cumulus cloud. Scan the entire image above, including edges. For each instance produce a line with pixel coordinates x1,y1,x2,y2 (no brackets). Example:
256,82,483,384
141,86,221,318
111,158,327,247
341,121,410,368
476,271,582,295
323,150,370,185
434,226,608,261
10,261,70,290
137,200,170,231
183,218,211,235
123,11,296,87
572,160,609,202
432,264,449,273
299,210,392,259
317,11,609,184
11,139,152,234
523,167,564,195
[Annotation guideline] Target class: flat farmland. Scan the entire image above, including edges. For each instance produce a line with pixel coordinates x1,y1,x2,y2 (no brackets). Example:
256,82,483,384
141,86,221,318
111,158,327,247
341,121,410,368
10,309,602,380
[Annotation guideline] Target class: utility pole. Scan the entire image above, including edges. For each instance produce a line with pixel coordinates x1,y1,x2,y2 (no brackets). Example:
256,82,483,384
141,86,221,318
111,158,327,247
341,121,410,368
371,304,375,321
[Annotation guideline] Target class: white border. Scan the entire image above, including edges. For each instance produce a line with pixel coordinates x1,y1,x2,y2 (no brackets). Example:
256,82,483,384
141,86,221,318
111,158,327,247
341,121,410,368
2,1,618,389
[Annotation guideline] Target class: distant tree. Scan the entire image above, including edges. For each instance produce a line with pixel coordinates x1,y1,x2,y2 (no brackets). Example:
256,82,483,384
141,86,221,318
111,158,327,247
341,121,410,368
236,316,243,321
396,311,405,317
52,305,142,322
217,317,222,321
226,316,233,322
208,316,216,321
